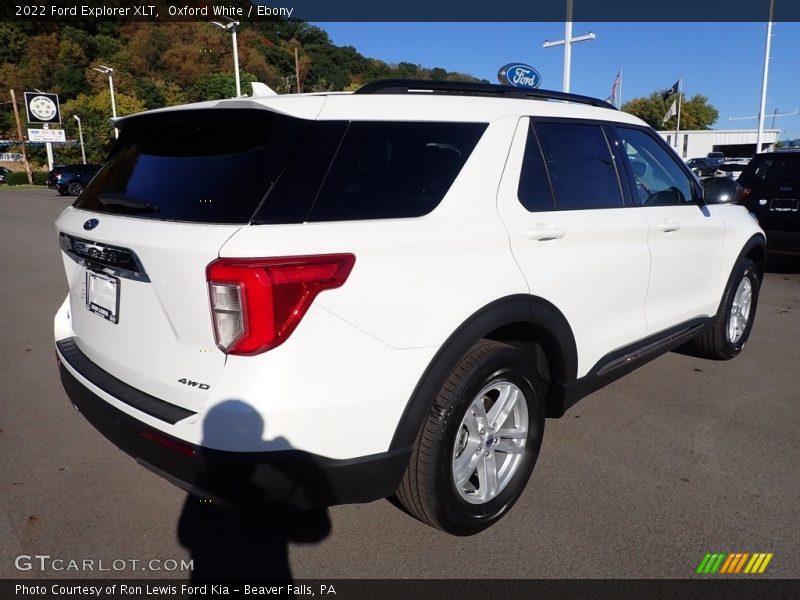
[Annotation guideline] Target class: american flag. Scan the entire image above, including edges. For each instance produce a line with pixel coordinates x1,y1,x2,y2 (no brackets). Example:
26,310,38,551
607,70,621,108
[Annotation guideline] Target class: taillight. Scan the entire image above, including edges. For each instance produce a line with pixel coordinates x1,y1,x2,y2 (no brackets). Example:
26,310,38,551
740,188,752,199
206,254,355,355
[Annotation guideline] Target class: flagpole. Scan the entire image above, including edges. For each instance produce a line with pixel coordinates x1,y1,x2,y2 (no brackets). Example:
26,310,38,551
675,78,682,149
618,68,622,109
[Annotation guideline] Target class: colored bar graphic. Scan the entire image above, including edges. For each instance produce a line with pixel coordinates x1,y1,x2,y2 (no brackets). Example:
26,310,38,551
720,554,736,573
698,552,773,575
734,553,749,573
758,554,774,573
696,553,713,574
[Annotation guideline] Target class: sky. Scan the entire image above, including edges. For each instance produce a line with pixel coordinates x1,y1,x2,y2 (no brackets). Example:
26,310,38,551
313,22,800,140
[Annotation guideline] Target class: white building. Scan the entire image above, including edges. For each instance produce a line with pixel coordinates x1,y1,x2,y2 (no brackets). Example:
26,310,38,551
656,129,780,159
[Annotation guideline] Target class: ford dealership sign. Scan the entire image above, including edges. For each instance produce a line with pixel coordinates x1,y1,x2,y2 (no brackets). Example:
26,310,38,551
497,63,542,89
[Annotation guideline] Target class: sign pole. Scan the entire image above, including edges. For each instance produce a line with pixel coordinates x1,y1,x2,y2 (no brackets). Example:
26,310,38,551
9,89,33,185
43,123,54,171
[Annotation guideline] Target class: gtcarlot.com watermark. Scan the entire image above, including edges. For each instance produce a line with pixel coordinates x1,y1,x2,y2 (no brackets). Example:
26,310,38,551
14,554,193,572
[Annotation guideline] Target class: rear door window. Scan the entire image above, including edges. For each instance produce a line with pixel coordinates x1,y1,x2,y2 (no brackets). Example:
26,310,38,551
533,122,624,210
742,155,800,186
307,121,487,222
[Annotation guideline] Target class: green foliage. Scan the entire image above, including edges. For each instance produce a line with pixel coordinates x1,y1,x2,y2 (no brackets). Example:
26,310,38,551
59,91,146,163
5,170,47,185
622,91,719,130
191,72,258,102
0,23,27,64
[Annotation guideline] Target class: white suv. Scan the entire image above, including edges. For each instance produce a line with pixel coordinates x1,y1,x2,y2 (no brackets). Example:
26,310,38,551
54,80,765,535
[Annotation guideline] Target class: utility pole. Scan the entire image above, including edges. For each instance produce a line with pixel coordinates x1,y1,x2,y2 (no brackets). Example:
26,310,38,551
74,115,86,165
542,0,596,93
756,0,774,154
294,46,302,94
9,89,33,184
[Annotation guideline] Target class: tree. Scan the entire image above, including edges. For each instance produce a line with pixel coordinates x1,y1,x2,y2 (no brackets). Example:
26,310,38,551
59,90,145,164
622,91,719,130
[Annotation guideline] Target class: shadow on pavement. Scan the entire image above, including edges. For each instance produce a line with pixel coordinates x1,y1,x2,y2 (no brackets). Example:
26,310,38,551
177,400,332,580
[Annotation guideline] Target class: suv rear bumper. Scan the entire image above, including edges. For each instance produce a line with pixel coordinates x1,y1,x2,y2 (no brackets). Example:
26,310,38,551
57,344,411,510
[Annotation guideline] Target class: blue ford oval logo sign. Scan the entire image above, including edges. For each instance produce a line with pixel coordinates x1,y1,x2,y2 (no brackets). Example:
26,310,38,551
498,63,542,90
83,218,99,231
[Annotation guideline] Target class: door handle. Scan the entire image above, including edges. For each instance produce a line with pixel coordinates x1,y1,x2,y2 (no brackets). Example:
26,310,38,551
656,220,681,233
526,224,566,241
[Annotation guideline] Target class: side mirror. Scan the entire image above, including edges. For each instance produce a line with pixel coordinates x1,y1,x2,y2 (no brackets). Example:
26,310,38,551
703,177,742,204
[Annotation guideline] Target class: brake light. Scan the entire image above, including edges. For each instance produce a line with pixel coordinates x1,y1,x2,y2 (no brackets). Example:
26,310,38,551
206,254,355,355
740,188,752,199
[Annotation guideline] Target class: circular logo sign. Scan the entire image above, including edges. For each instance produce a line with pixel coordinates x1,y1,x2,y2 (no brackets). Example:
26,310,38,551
29,95,58,121
83,219,99,231
497,63,542,90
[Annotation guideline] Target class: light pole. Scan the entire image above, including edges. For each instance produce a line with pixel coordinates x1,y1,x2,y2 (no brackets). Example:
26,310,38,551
542,0,596,93
93,65,117,138
211,18,241,97
73,115,86,164
756,0,774,154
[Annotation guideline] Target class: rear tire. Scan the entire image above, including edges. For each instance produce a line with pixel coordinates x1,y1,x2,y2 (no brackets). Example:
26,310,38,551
688,258,759,360
397,340,545,535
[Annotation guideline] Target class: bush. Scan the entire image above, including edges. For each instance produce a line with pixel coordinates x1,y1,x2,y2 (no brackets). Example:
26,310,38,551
4,171,48,186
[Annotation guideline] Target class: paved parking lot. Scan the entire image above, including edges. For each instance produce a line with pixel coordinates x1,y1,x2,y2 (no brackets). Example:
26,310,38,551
1,188,798,580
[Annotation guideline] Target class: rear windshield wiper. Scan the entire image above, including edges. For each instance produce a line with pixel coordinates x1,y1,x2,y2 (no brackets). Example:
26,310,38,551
97,193,160,213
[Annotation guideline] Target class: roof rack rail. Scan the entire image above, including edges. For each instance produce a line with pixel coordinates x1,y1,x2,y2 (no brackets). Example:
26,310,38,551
354,79,617,110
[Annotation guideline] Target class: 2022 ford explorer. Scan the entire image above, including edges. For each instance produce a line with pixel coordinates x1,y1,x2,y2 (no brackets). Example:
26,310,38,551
54,80,765,535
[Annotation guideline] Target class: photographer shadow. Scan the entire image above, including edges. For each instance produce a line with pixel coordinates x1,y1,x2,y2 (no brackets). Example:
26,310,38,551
177,400,332,580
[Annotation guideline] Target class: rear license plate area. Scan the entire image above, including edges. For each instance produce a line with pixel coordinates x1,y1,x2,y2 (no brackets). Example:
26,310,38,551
770,198,799,212
86,270,120,324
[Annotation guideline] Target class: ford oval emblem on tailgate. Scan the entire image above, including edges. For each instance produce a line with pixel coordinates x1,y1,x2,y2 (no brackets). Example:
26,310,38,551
83,218,99,231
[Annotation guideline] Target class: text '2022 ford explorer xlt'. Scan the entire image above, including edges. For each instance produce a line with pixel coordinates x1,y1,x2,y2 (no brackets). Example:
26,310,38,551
54,80,765,535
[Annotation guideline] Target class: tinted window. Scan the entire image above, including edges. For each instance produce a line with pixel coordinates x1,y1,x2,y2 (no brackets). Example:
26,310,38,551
76,110,310,224
534,122,623,209
307,121,486,222
517,125,555,211
741,155,800,186
617,127,694,206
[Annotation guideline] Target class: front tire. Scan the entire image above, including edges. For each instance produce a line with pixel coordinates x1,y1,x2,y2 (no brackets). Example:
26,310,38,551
68,182,83,196
689,258,760,359
397,340,545,535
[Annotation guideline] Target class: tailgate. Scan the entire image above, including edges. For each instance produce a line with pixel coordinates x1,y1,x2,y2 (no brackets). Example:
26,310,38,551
56,207,241,413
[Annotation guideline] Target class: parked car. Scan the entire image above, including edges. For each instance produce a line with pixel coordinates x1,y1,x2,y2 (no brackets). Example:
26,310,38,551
0,166,9,184
47,164,101,196
686,157,722,177
714,158,750,180
739,151,800,255
707,151,725,161
54,79,765,535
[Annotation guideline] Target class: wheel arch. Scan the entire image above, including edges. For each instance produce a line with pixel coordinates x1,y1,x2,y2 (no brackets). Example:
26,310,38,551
389,294,578,451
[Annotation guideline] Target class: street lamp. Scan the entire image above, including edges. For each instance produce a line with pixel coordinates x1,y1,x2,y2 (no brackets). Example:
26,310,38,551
92,65,117,138
210,17,241,97
73,115,86,165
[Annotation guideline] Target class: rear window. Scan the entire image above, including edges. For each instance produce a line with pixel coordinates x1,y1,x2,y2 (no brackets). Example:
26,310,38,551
740,155,800,186
75,110,310,224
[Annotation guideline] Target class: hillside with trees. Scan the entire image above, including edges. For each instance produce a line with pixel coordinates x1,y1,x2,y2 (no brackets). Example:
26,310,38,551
0,18,483,166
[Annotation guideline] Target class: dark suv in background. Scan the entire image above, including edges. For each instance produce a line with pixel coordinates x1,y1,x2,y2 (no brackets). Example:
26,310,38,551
739,152,800,255
47,164,101,196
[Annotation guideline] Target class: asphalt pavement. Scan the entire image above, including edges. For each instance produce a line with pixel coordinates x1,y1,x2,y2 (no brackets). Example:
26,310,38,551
1,188,798,581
